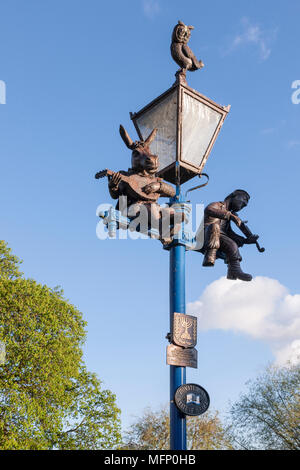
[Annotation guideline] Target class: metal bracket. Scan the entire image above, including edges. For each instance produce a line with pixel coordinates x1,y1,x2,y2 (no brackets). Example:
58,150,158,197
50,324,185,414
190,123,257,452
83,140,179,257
98,205,198,249
185,173,209,202
98,207,160,239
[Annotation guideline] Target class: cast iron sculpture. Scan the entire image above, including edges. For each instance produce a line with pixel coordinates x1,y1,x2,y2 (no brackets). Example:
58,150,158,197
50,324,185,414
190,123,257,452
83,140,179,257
201,189,264,282
95,125,184,243
171,20,204,80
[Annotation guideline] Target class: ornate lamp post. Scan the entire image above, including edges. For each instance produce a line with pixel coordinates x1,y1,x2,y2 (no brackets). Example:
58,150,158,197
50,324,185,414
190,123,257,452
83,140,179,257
129,24,230,450
96,20,259,451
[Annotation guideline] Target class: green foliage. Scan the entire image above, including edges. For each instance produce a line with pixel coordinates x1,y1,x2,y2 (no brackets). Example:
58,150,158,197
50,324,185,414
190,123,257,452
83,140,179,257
0,240,121,449
0,240,22,280
228,364,300,450
122,407,232,450
55,367,121,450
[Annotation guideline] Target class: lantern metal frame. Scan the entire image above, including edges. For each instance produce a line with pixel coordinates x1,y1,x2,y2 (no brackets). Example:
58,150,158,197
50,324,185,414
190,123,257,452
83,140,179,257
130,79,230,185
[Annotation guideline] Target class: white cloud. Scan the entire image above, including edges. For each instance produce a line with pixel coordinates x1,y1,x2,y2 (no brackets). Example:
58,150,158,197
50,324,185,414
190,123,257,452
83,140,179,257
143,0,160,19
226,18,278,61
187,276,300,366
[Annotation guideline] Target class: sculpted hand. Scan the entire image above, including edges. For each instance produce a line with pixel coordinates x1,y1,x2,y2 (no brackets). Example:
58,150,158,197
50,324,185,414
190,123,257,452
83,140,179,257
109,172,122,190
230,213,242,227
143,182,161,194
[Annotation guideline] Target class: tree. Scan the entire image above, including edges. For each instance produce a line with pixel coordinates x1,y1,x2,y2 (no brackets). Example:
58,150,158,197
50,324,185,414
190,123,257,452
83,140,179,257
228,364,300,450
0,239,23,280
0,240,121,449
122,407,232,450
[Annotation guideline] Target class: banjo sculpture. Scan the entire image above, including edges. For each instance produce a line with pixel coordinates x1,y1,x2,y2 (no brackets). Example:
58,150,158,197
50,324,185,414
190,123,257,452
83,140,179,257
95,169,161,203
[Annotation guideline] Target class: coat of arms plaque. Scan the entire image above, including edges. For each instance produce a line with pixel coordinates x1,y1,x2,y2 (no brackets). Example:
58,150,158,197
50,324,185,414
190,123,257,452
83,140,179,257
171,312,197,348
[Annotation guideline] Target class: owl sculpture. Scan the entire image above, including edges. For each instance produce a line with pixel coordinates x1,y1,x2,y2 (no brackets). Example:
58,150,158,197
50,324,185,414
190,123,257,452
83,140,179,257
171,20,204,76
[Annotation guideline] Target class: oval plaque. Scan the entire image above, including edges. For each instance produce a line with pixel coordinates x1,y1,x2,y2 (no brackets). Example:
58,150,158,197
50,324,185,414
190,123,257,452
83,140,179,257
174,383,210,416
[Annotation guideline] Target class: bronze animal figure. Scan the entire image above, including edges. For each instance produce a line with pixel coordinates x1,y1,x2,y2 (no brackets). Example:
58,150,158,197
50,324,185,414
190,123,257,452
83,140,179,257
171,20,204,76
95,125,185,244
119,124,159,176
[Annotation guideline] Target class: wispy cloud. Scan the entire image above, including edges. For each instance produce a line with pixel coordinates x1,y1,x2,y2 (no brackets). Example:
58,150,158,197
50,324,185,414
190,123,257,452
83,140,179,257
287,140,300,149
261,127,276,135
143,0,160,19
187,276,300,366
225,18,278,61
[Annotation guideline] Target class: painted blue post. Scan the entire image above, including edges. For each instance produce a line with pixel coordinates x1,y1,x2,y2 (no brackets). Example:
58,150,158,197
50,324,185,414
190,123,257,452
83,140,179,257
169,188,187,450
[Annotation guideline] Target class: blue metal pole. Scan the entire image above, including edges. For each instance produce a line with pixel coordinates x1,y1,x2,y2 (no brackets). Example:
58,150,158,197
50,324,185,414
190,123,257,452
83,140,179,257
169,189,187,451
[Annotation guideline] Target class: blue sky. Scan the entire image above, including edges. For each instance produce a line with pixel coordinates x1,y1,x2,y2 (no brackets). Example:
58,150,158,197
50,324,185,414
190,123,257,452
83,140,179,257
1,0,300,432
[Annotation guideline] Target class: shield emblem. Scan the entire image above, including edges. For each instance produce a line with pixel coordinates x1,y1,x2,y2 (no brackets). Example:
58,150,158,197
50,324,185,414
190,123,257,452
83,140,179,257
172,312,197,348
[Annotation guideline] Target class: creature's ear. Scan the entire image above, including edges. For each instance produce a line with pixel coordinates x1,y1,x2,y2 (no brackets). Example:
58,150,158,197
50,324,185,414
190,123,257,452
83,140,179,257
145,128,157,146
119,125,134,149
188,25,194,30
178,20,185,25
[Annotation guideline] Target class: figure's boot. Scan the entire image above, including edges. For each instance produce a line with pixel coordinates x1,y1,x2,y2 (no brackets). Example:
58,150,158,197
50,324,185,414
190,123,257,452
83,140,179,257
227,259,252,282
202,249,217,267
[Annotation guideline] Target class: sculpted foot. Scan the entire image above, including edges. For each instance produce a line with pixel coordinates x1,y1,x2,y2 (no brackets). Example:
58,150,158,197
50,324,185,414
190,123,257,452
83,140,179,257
227,260,252,282
227,270,252,282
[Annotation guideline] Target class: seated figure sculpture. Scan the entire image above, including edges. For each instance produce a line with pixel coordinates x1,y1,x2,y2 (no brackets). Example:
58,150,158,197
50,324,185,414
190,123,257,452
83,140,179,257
96,125,185,244
201,189,259,282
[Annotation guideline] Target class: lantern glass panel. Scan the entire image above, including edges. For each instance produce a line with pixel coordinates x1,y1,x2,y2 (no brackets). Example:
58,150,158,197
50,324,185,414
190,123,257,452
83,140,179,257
181,92,222,168
135,89,177,173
